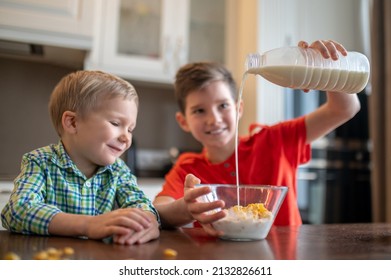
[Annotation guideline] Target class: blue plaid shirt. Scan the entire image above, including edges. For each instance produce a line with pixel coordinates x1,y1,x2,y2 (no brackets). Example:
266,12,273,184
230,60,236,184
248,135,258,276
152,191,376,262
1,141,159,235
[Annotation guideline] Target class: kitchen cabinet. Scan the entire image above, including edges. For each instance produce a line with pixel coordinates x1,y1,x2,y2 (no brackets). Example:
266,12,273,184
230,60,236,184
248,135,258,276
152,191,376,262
0,0,94,49
85,0,227,84
138,178,164,201
0,182,13,230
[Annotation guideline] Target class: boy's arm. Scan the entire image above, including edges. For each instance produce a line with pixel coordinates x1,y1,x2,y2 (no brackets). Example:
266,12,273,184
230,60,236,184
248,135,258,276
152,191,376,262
1,155,62,235
153,196,193,228
115,163,160,222
305,91,360,143
48,212,93,237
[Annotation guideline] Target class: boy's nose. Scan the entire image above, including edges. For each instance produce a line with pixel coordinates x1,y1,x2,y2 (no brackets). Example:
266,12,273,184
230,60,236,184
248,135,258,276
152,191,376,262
207,110,222,124
119,133,131,145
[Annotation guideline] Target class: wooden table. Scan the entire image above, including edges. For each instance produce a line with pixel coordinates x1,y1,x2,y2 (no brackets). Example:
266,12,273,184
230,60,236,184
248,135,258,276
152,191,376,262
1,223,391,260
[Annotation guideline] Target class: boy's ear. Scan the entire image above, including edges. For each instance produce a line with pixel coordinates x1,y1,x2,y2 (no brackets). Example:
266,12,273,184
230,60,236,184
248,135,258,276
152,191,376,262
61,111,78,134
175,111,190,132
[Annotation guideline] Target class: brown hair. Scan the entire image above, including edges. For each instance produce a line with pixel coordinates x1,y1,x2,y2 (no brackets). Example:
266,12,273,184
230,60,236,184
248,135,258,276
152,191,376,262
49,70,138,136
174,62,237,113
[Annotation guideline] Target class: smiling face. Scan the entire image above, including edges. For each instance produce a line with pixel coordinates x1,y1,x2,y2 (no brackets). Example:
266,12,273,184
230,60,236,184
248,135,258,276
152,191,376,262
62,96,137,178
176,81,243,162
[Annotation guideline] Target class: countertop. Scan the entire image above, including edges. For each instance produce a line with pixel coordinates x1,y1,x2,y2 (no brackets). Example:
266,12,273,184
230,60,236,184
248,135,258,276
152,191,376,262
2,223,391,260
0,181,13,192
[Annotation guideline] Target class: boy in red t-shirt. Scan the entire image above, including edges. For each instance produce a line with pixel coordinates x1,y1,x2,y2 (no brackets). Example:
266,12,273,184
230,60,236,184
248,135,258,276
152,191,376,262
154,40,361,236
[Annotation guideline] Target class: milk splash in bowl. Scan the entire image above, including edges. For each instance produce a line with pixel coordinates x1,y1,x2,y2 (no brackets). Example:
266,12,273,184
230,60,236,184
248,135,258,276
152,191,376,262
196,184,288,241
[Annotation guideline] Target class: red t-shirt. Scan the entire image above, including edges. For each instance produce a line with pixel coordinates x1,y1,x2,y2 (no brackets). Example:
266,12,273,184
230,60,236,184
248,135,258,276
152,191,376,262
156,116,310,226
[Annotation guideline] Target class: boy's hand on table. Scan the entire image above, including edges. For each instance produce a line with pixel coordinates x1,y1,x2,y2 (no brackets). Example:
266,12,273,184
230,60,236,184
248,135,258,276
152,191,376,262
113,211,160,245
86,208,155,242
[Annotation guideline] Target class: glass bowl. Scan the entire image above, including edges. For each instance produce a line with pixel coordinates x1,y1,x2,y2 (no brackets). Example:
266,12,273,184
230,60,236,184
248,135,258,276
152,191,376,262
196,184,288,241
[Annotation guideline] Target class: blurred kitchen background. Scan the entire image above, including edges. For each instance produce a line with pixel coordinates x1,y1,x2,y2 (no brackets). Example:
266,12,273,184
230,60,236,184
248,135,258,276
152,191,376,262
0,0,372,224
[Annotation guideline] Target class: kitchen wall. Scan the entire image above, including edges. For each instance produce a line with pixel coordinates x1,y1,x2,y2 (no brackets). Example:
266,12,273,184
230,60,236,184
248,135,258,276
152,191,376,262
0,57,66,179
0,56,201,180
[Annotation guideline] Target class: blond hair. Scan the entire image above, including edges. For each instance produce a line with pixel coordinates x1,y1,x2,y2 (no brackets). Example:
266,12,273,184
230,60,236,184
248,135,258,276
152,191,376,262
49,70,138,136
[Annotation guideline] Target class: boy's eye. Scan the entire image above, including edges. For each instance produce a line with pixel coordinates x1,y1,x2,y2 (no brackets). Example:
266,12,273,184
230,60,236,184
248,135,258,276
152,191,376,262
192,108,204,114
110,121,119,127
220,102,230,109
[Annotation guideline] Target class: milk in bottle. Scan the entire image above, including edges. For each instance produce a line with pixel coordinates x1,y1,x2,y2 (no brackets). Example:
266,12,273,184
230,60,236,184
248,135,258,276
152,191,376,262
245,47,370,94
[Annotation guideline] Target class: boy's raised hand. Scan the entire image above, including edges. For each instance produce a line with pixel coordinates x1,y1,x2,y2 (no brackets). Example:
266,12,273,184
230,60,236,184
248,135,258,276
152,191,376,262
298,39,348,93
298,39,347,60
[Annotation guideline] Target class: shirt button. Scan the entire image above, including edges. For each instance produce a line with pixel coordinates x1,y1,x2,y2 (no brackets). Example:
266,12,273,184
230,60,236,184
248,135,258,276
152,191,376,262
224,163,230,168
85,181,91,187
230,171,236,177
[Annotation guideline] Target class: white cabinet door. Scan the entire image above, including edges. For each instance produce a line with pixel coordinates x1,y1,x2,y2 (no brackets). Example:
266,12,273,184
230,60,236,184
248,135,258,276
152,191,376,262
0,0,94,49
85,0,227,84
186,0,226,64
86,0,179,83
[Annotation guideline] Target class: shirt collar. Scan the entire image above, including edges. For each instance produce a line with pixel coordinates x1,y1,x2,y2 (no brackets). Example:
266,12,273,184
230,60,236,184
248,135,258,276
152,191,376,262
52,141,115,178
